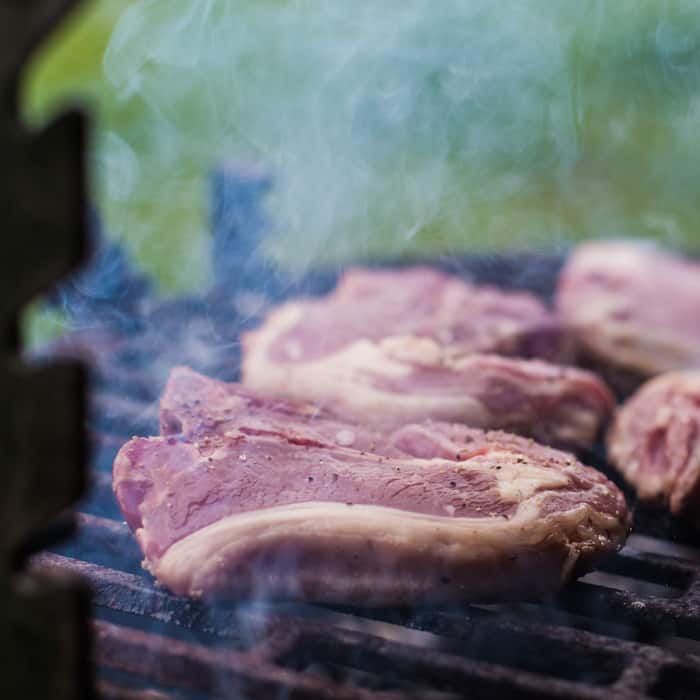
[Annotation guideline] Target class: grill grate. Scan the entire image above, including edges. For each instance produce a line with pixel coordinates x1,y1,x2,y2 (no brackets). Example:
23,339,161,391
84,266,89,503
33,227,700,698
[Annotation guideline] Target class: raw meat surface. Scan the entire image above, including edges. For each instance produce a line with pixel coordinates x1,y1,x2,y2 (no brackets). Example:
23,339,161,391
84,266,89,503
113,369,630,604
254,266,571,364
557,241,700,386
243,331,614,449
160,366,396,455
608,370,700,523
241,267,610,448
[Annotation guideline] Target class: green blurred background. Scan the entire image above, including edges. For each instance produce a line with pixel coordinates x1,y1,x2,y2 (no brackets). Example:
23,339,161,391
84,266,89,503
23,0,700,297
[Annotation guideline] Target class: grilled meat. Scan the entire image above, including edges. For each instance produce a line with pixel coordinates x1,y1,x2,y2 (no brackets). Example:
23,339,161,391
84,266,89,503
114,377,630,603
241,266,612,449
608,370,700,524
556,241,700,390
160,366,396,454
161,366,607,460
247,265,572,364
242,331,613,450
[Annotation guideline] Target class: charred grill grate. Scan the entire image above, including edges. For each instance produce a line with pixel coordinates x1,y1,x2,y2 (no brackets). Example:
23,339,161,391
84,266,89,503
30,170,700,699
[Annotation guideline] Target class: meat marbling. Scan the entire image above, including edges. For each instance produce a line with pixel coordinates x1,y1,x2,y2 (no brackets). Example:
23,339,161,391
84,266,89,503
249,266,571,363
160,366,395,455
608,370,700,524
113,368,630,604
242,331,613,449
241,266,611,449
557,241,700,388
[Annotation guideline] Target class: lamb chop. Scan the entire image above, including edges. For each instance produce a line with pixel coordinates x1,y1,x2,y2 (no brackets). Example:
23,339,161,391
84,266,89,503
159,366,394,454
113,369,630,604
608,369,700,524
240,266,612,449
160,366,605,459
242,334,613,450
251,266,572,363
556,240,700,391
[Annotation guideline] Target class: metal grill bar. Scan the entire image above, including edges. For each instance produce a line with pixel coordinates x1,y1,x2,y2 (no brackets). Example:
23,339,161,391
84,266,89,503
51,514,700,641
95,620,394,700
97,680,181,700
32,543,700,700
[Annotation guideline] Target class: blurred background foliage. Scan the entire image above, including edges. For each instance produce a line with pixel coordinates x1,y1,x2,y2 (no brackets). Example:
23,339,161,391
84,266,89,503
23,0,700,296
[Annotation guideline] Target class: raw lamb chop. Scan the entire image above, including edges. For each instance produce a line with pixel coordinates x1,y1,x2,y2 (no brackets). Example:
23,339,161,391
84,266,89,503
241,266,611,449
161,366,604,460
243,265,571,364
160,366,395,454
608,370,700,524
114,400,630,604
242,333,613,450
556,241,700,389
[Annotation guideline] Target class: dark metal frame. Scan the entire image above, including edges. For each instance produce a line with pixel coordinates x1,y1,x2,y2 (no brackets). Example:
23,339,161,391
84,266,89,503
0,2,88,698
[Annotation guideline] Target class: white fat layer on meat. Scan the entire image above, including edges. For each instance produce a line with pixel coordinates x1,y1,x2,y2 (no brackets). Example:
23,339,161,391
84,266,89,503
241,304,606,445
151,498,626,604
578,325,695,376
379,335,444,366
477,451,571,501
243,315,489,426
564,242,653,276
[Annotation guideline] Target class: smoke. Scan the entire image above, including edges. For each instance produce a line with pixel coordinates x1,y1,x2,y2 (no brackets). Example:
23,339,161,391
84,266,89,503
89,0,700,289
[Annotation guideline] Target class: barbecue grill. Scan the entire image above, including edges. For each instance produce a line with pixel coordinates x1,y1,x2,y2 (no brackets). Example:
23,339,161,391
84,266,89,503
6,5,700,700
24,166,700,700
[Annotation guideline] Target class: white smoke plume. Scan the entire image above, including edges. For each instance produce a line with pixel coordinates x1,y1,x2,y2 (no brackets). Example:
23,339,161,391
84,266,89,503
90,0,700,285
